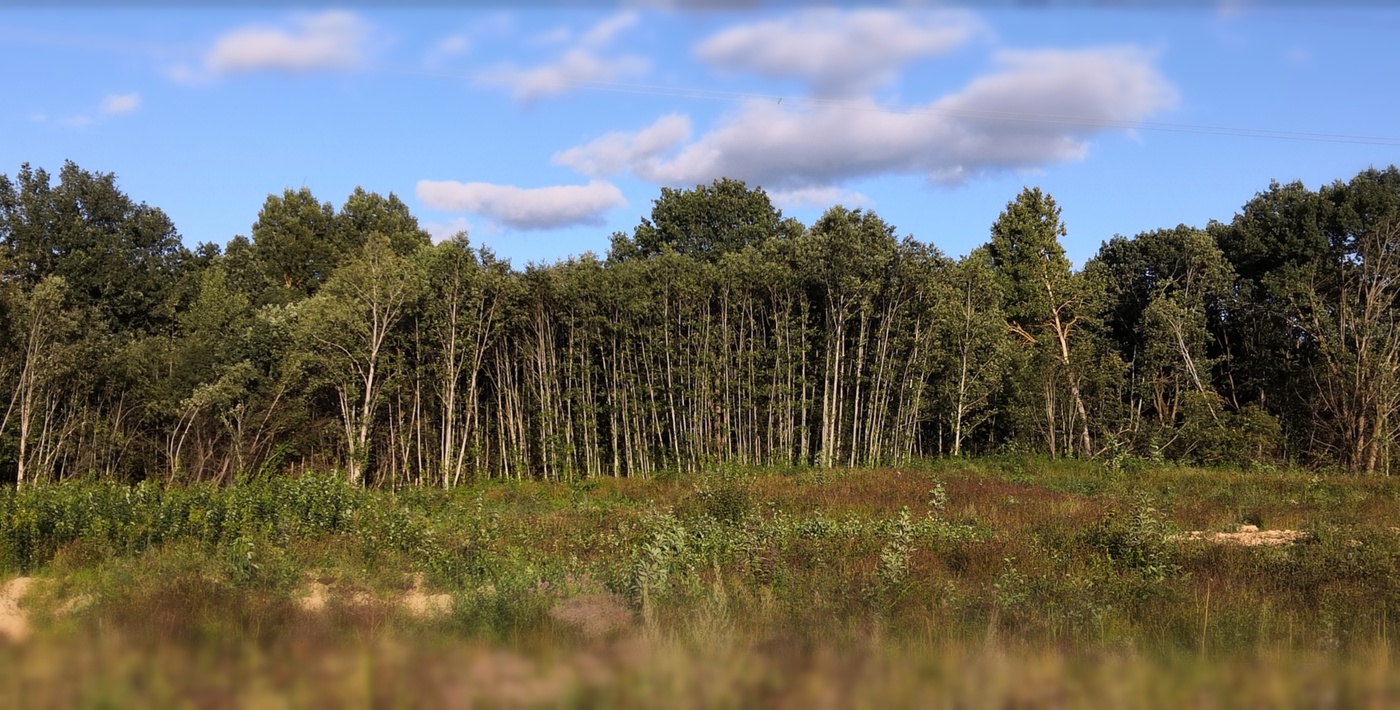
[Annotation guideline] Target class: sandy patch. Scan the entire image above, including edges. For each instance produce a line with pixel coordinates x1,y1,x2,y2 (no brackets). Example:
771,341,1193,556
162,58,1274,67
0,577,33,642
549,593,635,639
1176,525,1309,547
298,580,331,612
403,573,454,618
297,573,453,617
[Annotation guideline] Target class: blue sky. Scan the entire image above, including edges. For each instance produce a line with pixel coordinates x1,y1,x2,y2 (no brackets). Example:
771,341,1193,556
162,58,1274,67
4,4,1399,267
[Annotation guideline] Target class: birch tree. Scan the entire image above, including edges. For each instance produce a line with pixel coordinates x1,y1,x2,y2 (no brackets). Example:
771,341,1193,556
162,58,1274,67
3,277,79,485
938,250,1011,457
296,234,424,484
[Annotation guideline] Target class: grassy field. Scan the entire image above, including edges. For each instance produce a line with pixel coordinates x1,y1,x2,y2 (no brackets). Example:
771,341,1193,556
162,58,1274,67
2,459,1400,707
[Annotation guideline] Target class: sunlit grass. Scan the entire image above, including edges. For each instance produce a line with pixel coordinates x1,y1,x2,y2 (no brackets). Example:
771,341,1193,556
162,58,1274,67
2,460,1400,706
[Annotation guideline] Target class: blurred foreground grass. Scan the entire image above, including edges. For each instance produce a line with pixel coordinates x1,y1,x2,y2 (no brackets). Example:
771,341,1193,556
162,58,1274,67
2,459,1400,707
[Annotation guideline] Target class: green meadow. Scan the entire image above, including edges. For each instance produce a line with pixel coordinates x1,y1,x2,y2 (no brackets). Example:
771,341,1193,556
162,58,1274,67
2,460,1398,707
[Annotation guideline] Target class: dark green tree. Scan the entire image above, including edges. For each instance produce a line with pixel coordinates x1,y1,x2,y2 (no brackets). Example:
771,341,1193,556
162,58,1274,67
0,161,192,333
987,188,1094,457
250,188,348,301
338,187,432,257
614,178,800,262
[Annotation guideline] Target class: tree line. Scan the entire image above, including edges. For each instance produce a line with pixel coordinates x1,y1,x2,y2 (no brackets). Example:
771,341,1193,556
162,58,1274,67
2,161,1398,485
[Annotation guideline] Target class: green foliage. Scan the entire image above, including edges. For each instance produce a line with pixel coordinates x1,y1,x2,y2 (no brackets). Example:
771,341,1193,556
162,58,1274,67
7,460,1400,701
693,479,752,524
0,161,192,333
7,160,1400,484
1171,394,1281,467
618,178,799,262
988,187,1075,331
250,187,346,301
1082,493,1178,583
338,187,431,256
875,507,915,602
0,473,362,573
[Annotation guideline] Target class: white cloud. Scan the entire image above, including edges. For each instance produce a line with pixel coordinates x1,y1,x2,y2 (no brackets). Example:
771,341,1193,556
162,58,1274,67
697,9,981,98
579,11,639,49
552,114,691,177
416,180,626,230
564,47,1175,191
204,11,373,75
477,12,646,102
481,51,647,102
100,93,140,115
768,187,870,210
34,92,140,129
423,217,473,244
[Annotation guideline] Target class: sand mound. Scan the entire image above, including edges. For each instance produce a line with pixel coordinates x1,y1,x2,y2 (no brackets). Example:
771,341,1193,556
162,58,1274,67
403,573,453,618
549,593,634,639
297,573,453,617
298,579,331,612
0,577,33,643
1176,525,1309,547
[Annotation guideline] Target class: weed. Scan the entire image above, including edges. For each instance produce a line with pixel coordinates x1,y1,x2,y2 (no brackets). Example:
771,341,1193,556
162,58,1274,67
927,480,948,513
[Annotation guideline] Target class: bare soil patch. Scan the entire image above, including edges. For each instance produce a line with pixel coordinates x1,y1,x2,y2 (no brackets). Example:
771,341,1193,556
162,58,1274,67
297,579,331,613
297,573,454,617
1176,525,1310,547
0,576,33,642
402,573,454,618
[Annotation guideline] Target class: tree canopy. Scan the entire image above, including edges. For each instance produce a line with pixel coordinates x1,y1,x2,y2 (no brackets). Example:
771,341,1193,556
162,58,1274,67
3,161,1400,485
612,178,801,262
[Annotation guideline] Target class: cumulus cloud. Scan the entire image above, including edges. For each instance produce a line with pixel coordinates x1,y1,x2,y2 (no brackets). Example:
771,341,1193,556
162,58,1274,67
100,93,140,115
562,47,1175,191
477,12,646,101
204,11,373,75
422,217,473,244
552,114,691,177
416,180,626,230
768,186,870,210
697,9,980,97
